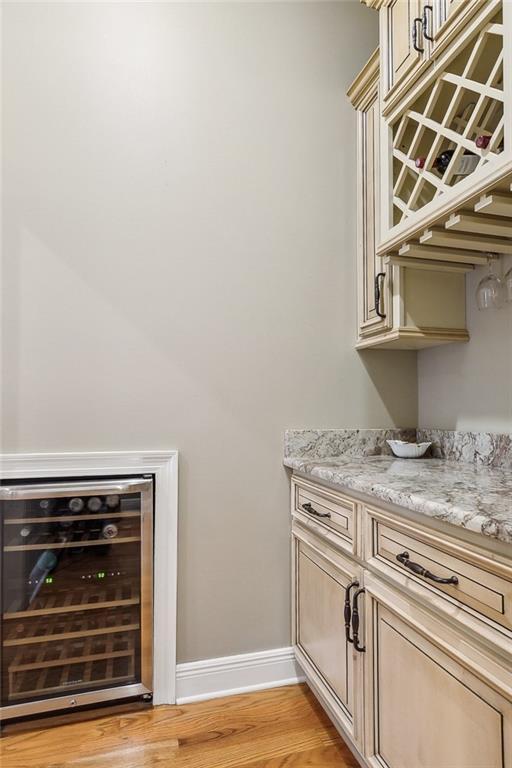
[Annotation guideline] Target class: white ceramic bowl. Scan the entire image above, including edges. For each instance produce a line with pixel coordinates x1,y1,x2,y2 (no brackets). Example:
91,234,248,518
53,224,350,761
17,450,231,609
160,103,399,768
386,440,432,459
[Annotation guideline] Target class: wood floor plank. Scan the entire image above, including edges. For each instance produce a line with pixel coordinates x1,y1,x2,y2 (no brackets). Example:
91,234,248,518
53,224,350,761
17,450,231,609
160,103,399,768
245,744,359,767
0,684,358,768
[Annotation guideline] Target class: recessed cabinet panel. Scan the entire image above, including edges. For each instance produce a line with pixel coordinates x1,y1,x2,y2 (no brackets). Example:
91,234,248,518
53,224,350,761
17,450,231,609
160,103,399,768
431,0,488,56
293,533,361,734
367,597,512,768
351,52,392,343
387,0,423,94
297,549,350,708
377,606,506,767
361,93,390,335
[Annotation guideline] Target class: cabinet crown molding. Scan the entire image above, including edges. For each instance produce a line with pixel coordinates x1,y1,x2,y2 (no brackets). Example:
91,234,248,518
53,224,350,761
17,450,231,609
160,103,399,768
360,0,386,8
347,48,379,107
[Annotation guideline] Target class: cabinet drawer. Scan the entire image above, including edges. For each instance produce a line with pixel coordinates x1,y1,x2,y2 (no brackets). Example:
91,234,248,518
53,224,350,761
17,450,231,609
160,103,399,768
292,477,356,553
364,506,512,636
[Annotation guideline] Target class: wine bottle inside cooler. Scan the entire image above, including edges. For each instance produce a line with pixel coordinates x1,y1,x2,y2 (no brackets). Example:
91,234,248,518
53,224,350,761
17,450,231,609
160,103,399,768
39,498,56,514
68,497,85,513
26,550,58,606
101,521,118,539
87,496,103,512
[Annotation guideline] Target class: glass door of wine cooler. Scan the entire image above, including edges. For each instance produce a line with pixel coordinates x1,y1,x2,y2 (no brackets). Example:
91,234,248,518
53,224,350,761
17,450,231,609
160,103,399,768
0,478,153,720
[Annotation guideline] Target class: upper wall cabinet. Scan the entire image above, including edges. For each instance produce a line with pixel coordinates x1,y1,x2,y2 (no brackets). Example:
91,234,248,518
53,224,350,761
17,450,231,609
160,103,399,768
348,50,470,350
431,1,489,58
348,52,391,341
368,0,488,110
361,0,512,260
383,0,428,103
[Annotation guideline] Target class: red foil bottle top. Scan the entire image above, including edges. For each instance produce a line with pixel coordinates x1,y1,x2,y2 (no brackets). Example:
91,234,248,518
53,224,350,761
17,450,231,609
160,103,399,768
415,157,426,169
476,135,491,149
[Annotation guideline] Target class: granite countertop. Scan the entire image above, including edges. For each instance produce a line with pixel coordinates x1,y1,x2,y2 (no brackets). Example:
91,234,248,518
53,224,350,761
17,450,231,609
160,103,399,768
284,453,512,545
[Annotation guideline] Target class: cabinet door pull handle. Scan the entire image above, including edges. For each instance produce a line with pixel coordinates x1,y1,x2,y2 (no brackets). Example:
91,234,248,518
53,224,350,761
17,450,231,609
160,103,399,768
412,17,424,52
344,580,359,644
396,551,459,585
422,4,434,41
301,502,331,519
351,588,366,653
375,272,387,319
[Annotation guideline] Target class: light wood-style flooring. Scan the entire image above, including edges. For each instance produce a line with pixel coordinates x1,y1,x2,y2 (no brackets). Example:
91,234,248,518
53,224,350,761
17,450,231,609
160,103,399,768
0,684,359,768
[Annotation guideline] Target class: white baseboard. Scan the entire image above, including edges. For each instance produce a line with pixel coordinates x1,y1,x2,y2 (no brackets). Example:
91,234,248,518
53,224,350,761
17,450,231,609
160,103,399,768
176,646,305,705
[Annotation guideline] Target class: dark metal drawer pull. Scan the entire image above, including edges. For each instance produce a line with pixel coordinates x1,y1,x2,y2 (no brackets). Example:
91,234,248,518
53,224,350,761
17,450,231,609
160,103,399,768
352,588,366,653
344,580,359,644
301,502,331,519
396,551,459,585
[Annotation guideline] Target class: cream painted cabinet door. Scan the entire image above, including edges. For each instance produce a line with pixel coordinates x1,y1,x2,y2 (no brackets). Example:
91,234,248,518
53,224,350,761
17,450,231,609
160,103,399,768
363,578,512,768
358,86,390,337
353,53,391,342
384,0,424,98
429,0,486,56
293,533,361,741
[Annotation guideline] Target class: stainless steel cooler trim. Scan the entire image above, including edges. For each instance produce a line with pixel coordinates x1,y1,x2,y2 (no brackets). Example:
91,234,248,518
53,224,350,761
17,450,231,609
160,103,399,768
0,479,151,500
140,480,154,694
0,683,151,720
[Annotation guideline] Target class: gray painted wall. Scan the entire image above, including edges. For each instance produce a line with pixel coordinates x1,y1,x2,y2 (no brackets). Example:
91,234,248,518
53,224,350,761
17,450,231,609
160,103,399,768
2,1,418,662
418,257,512,432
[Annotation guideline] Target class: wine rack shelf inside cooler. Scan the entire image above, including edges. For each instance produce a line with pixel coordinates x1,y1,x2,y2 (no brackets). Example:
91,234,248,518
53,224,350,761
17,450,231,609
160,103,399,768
3,516,141,551
4,536,141,552
3,605,140,647
3,579,140,618
8,633,136,701
3,511,141,526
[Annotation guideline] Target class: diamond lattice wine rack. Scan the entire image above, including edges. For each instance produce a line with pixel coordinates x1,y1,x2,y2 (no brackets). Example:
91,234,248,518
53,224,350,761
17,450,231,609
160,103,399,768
392,8,504,226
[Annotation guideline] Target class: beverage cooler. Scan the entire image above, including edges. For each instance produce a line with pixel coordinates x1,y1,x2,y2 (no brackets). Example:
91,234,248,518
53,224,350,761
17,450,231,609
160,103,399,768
0,478,153,721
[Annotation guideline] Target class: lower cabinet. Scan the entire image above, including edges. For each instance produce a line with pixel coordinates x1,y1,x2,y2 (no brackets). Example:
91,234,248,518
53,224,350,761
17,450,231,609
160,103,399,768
363,575,512,768
292,501,512,768
292,524,363,747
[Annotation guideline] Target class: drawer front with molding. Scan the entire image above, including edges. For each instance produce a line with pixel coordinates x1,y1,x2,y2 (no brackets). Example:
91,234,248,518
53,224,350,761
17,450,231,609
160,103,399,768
292,477,357,554
364,505,512,636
